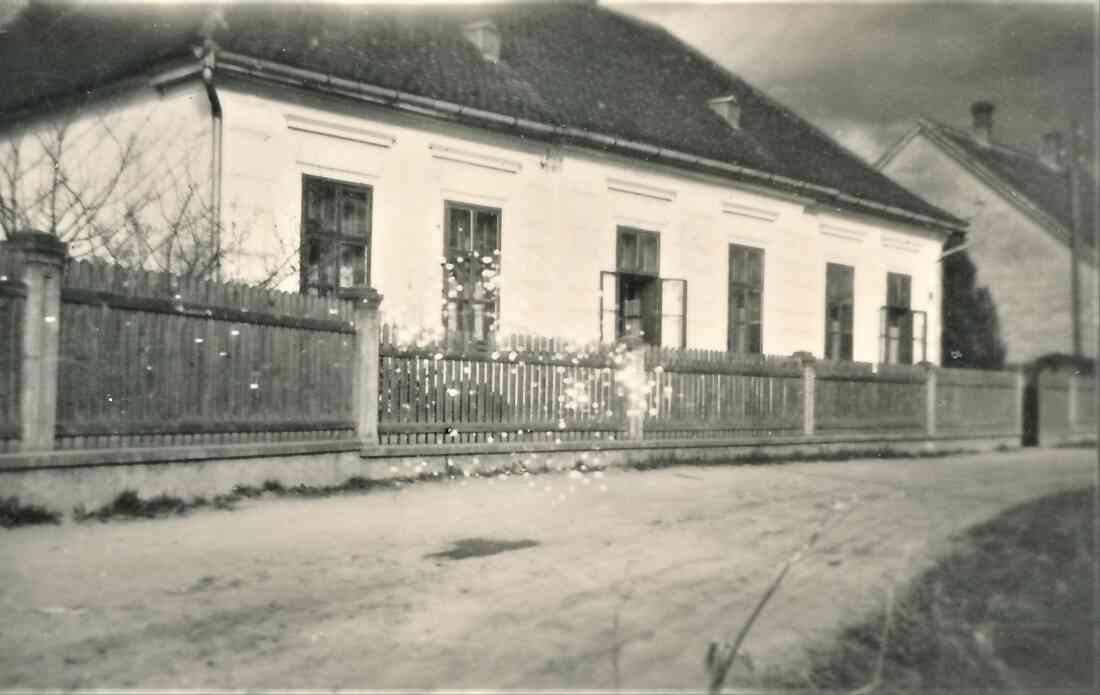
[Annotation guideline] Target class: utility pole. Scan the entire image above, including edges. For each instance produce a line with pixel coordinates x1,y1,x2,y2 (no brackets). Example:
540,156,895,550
1069,117,1084,358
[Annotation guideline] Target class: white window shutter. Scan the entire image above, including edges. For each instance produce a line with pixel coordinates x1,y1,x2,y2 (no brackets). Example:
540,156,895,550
600,271,618,344
660,278,687,349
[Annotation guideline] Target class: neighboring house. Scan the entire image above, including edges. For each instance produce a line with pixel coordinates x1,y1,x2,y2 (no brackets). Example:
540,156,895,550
878,102,1098,364
0,2,963,364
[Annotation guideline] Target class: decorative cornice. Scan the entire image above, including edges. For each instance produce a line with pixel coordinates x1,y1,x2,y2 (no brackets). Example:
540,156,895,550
429,144,522,173
819,223,867,243
606,177,677,202
881,233,922,253
721,201,779,222
286,113,396,148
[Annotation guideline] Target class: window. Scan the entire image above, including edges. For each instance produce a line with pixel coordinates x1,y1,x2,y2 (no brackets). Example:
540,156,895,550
728,244,763,354
825,263,854,360
879,272,927,364
443,201,500,344
599,227,685,348
300,176,371,296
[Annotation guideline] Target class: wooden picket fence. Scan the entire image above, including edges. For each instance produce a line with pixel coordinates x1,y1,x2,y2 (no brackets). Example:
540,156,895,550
935,367,1018,435
642,348,804,439
815,360,926,434
53,259,357,449
377,324,624,445
0,238,1043,457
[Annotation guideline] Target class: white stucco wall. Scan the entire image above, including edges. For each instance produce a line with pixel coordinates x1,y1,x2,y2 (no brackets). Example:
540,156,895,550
211,79,944,363
882,133,1098,363
0,81,215,266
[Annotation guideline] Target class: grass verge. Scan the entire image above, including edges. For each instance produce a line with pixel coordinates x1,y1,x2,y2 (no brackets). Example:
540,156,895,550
0,496,62,528
69,444,998,523
623,446,968,472
764,486,1095,692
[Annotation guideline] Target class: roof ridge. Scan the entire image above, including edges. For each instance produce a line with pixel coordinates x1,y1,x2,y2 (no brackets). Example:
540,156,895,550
922,116,1045,163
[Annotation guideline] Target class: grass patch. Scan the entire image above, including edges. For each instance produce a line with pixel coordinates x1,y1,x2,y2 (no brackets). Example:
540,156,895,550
74,490,203,522
764,487,1095,691
0,496,61,528
623,446,966,472
67,445,994,524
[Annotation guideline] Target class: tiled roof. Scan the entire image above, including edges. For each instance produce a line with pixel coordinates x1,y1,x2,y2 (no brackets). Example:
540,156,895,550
925,120,1095,247
0,2,962,228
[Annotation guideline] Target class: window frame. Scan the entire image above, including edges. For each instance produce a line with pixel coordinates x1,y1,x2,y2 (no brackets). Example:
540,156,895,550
299,174,373,296
598,228,685,348
612,227,661,346
616,226,661,277
824,262,855,361
727,243,765,354
879,272,927,365
442,200,502,346
598,271,686,349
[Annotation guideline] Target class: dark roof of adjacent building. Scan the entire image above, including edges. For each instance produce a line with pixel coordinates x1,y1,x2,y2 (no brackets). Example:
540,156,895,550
0,1,962,228
934,122,1095,243
884,118,1094,247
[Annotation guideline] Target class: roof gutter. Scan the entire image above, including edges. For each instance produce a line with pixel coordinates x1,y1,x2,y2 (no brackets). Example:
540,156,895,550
215,51,964,234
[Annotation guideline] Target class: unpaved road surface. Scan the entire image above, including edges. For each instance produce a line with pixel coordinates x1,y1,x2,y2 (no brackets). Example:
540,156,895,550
2,448,1093,690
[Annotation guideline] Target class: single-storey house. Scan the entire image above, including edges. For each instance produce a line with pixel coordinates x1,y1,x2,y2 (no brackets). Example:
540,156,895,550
878,102,1098,364
0,2,963,363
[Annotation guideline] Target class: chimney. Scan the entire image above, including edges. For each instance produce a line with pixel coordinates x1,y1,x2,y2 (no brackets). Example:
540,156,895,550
1038,131,1065,172
463,20,501,64
971,101,994,146
708,95,741,130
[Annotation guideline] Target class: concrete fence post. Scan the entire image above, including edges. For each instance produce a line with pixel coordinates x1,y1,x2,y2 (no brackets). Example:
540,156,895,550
341,286,383,448
793,351,816,436
621,338,646,441
1067,369,1079,434
11,231,67,452
920,361,937,438
1014,369,1026,440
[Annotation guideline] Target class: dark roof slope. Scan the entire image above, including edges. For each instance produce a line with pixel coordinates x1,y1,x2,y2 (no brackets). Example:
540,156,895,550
929,121,1094,246
0,2,201,111
1,2,961,227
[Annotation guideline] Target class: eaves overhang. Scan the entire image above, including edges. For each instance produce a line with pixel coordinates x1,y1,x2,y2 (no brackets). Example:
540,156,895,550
212,50,966,236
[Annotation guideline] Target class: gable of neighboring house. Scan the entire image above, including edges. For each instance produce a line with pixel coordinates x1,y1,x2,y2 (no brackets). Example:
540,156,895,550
2,2,963,363
878,110,1098,363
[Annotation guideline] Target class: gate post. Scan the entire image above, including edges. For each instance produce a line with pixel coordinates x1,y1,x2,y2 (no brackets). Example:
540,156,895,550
341,287,383,448
11,231,67,452
1067,369,1079,435
793,351,816,436
1015,368,1026,441
920,361,937,438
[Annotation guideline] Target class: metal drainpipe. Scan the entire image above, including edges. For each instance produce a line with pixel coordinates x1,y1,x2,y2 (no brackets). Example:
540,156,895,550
201,46,224,279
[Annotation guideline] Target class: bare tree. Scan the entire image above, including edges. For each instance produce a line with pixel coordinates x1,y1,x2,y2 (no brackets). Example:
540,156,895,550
0,107,234,281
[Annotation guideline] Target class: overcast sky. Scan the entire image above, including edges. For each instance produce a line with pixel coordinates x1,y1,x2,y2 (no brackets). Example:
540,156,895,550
611,2,1097,165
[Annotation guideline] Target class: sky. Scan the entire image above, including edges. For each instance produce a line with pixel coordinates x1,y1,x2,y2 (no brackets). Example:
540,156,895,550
610,1,1097,165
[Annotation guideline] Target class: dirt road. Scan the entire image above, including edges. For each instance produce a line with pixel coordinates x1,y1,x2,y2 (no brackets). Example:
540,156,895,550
1,448,1093,690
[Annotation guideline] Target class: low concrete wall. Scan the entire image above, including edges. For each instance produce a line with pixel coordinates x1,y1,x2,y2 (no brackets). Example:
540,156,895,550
1,433,1019,517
